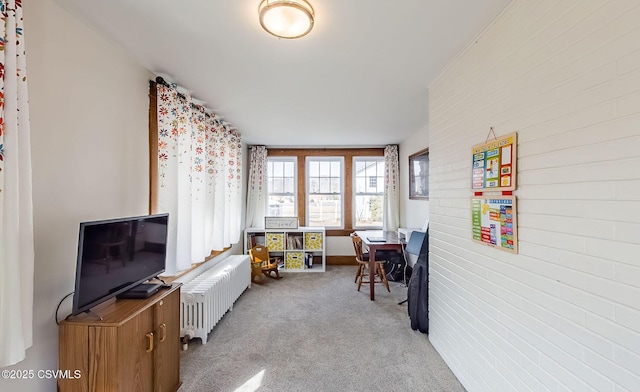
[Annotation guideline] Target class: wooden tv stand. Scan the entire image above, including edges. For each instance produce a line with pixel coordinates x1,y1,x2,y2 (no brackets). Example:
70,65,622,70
58,284,182,392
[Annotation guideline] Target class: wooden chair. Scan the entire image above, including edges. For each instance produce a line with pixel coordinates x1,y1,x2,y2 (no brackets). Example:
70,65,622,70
249,245,282,283
350,233,390,292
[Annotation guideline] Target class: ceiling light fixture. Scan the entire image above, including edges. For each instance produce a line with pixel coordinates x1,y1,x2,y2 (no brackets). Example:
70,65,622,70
258,0,314,39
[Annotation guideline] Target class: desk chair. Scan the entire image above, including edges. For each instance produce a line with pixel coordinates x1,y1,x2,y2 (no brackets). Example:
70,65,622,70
404,229,429,333
398,230,427,304
350,233,390,293
404,230,427,266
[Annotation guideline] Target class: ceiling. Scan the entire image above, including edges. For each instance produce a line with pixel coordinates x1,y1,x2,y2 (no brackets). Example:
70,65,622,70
55,0,511,147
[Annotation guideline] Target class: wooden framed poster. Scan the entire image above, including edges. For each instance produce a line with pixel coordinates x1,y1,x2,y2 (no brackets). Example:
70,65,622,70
471,196,518,254
471,132,517,191
409,148,429,200
264,216,299,229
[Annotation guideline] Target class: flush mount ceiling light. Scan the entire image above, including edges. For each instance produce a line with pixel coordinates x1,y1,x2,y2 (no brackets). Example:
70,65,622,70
259,0,314,39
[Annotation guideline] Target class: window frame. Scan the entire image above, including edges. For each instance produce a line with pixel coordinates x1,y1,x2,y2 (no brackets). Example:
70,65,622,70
352,156,385,229
306,156,345,229
266,156,298,218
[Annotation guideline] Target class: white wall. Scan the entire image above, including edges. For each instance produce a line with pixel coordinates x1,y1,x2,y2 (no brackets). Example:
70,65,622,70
428,1,640,391
400,124,430,229
0,1,153,390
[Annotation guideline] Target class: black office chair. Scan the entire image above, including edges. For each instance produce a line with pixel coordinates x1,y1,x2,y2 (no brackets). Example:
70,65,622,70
405,230,427,262
404,229,429,333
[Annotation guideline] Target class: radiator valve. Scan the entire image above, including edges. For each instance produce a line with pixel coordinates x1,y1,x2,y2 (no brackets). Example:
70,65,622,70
181,335,190,351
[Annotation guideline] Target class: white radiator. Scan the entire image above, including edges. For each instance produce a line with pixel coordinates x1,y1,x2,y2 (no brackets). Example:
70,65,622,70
180,255,251,344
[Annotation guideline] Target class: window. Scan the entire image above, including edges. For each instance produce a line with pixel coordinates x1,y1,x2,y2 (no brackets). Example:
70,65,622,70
409,148,429,200
267,158,297,217
267,148,384,233
307,157,343,228
353,157,384,228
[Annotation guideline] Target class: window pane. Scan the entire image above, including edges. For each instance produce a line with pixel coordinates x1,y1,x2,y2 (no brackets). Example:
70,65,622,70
309,178,319,193
268,196,295,217
376,176,384,193
272,178,284,193
308,195,342,227
353,157,384,228
331,178,341,193
331,161,341,176
307,158,343,228
355,195,383,227
284,161,294,176
309,161,319,177
267,158,297,217
365,162,377,177
272,161,283,176
284,178,294,193
319,161,330,176
319,178,330,193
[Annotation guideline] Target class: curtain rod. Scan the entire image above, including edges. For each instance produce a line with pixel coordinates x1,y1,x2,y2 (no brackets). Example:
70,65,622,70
153,76,220,120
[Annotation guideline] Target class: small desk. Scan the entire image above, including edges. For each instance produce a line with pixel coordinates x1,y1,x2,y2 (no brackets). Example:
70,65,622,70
355,230,404,301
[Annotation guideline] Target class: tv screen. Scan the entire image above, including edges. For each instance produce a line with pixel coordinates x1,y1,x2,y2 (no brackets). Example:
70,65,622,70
72,213,169,315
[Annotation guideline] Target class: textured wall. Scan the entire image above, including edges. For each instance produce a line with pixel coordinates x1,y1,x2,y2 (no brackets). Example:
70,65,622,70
428,1,640,391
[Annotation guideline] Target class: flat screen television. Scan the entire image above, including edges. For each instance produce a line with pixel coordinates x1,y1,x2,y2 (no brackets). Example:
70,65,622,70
72,213,169,315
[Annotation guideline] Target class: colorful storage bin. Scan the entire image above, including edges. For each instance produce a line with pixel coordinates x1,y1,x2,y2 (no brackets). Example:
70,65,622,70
304,232,323,250
285,252,305,269
265,233,285,251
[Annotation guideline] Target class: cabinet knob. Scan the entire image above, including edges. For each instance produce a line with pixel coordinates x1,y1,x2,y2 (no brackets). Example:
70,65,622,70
159,300,164,306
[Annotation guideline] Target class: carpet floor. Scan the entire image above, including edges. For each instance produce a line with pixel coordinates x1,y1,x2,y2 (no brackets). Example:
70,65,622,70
179,265,465,392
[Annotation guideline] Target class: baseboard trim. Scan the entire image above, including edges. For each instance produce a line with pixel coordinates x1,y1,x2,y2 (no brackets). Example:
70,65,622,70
327,256,357,266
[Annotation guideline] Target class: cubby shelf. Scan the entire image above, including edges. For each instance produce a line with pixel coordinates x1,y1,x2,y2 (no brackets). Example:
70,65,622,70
245,226,326,272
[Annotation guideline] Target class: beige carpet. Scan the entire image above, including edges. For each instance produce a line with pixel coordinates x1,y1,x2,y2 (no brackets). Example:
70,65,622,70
179,265,465,392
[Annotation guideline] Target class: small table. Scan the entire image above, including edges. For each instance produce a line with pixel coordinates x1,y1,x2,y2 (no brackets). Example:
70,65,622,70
355,230,405,301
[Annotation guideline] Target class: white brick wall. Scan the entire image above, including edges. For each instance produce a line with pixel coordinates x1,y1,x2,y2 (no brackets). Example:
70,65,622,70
428,1,640,391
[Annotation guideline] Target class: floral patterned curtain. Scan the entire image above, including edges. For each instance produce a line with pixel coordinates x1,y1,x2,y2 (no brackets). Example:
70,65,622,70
155,82,242,275
383,144,400,231
245,145,267,228
0,0,35,367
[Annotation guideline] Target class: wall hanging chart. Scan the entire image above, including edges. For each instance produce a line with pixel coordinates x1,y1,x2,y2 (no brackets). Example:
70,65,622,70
471,131,517,191
471,196,518,254
471,129,518,253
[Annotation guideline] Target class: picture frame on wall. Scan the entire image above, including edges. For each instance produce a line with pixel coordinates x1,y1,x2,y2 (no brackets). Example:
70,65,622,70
409,148,429,200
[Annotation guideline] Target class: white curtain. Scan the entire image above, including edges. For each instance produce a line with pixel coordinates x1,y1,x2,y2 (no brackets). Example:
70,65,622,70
155,82,242,275
210,120,242,250
0,1,34,367
383,145,400,231
245,146,267,228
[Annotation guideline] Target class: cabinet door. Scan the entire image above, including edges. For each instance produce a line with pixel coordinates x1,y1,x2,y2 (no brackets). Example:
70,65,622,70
117,306,155,392
59,324,89,392
154,289,181,392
